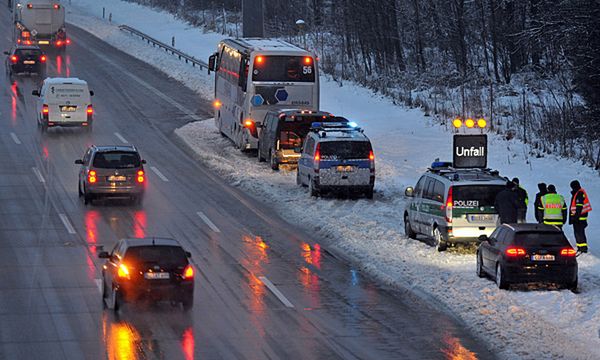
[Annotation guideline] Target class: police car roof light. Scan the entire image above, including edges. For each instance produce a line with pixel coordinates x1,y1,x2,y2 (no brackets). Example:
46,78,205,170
431,161,453,169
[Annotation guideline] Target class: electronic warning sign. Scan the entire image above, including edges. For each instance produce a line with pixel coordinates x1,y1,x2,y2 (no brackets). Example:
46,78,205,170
453,135,488,168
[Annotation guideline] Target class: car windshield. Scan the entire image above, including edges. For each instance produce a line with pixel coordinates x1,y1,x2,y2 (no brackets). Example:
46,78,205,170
320,141,371,160
124,246,187,267
453,185,504,208
15,49,42,57
252,56,315,82
92,151,141,169
514,232,570,247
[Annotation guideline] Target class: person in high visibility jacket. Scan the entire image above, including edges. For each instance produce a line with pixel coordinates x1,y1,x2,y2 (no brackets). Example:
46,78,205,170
538,185,567,228
569,180,592,253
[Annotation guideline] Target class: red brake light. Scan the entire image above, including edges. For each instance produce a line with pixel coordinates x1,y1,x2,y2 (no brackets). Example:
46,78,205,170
243,119,254,128
27,4,33,9
136,170,144,183
445,186,453,223
56,40,63,47
40,55,47,63
42,104,49,114
314,143,321,162
53,4,60,9
255,56,264,64
369,150,375,161
88,170,97,184
10,55,18,63
66,38,71,45
304,56,312,65
86,105,94,115
560,248,577,257
505,246,526,257
183,264,194,279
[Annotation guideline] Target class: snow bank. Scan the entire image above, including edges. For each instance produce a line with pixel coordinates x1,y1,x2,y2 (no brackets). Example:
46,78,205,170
66,1,600,358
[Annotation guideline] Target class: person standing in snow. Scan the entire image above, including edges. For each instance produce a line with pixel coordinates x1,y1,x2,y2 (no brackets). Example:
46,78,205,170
539,185,567,229
512,178,529,223
534,183,548,223
495,181,520,224
569,180,592,253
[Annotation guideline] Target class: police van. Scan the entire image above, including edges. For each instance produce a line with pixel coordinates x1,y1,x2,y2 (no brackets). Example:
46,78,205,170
297,122,375,198
404,162,507,251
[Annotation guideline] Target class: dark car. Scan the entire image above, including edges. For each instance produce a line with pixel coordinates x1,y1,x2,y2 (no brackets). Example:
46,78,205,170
258,109,347,170
75,145,146,205
98,238,195,311
4,45,46,77
476,224,578,290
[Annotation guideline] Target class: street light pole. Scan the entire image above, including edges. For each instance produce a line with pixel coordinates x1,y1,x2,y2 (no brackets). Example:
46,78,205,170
295,19,306,49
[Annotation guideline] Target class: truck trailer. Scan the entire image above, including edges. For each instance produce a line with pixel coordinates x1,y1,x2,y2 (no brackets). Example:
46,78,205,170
12,0,69,50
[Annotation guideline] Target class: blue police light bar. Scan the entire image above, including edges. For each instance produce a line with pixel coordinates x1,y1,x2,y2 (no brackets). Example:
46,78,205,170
431,161,453,168
348,121,358,128
311,122,323,129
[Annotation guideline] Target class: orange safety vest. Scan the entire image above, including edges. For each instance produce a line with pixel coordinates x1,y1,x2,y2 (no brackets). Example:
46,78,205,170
570,189,592,217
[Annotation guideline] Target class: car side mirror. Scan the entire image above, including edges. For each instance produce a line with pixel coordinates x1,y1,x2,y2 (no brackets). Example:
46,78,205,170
208,53,217,74
32,90,40,97
405,186,414,197
98,251,110,259
185,251,192,258
477,235,488,243
89,90,94,96
3,51,9,55
141,159,147,164
74,159,84,165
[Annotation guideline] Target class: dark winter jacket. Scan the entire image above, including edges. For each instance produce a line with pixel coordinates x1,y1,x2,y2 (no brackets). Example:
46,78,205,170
495,188,520,224
534,183,548,223
515,186,529,210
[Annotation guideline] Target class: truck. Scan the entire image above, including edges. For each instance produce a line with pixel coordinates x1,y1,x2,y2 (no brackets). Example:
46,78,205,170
12,0,69,51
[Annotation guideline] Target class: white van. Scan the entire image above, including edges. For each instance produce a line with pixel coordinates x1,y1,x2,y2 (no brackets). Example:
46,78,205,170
32,77,94,132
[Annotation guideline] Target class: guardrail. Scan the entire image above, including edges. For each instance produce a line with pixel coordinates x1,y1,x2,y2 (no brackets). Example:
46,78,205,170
118,25,208,70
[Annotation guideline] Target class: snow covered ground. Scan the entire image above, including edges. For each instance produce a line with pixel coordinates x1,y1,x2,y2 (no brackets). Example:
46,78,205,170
66,1,600,358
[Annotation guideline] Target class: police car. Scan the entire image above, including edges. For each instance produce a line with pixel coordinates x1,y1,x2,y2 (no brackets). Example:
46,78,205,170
404,161,507,251
296,122,375,198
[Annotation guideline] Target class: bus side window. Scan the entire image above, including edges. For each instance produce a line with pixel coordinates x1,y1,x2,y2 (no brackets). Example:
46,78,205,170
239,57,249,92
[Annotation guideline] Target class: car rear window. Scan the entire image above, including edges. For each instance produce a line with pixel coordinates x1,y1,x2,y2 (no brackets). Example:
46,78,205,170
15,49,42,57
124,246,187,266
320,141,372,160
453,185,504,208
514,232,570,247
93,151,141,169
278,116,347,149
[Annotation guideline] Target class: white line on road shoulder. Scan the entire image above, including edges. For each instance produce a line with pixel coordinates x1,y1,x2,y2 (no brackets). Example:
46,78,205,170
197,211,221,233
114,132,128,144
150,166,169,182
32,167,45,183
94,279,103,294
10,132,21,145
259,276,294,308
59,213,77,235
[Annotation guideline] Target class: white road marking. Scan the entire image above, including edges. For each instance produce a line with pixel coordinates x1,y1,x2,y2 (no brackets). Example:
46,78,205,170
114,132,128,144
259,276,294,308
59,213,77,234
10,132,21,145
197,211,221,233
32,167,45,183
94,279,103,294
150,166,169,182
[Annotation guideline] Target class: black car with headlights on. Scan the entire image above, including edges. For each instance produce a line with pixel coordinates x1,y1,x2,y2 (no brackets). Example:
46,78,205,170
476,224,578,290
4,45,46,77
98,238,195,311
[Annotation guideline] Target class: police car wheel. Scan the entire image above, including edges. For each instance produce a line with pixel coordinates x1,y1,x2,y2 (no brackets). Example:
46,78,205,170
309,178,319,197
404,215,416,239
270,152,279,171
433,227,447,252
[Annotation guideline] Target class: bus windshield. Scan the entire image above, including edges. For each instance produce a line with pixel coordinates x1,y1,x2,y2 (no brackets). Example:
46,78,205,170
252,56,315,82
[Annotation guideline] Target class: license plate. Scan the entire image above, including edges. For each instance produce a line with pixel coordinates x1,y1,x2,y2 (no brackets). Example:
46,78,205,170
532,254,555,261
38,40,50,45
144,272,170,280
469,214,494,222
108,175,127,182
60,105,77,112
336,165,355,173
23,60,36,65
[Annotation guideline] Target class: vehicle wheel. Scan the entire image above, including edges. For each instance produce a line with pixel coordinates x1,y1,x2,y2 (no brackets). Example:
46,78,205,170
433,227,447,252
404,214,416,239
257,146,265,162
270,151,279,171
182,295,194,311
78,182,83,198
111,288,122,312
476,251,485,278
495,263,509,290
84,189,92,205
309,178,319,197
217,111,226,137
40,122,48,133
101,279,108,309
85,124,92,133
566,277,578,291
296,168,303,186
365,188,374,199
132,194,143,206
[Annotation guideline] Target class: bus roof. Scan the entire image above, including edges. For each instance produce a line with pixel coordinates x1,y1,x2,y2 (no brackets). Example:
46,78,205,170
223,38,310,55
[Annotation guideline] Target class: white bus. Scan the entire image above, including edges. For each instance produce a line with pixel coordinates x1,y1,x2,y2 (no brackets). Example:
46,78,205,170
208,38,320,151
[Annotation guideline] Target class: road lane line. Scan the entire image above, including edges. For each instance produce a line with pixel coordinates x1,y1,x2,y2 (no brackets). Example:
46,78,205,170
197,211,221,233
95,279,103,294
32,167,45,183
59,213,76,234
114,132,128,144
10,132,21,145
150,166,169,182
259,276,294,308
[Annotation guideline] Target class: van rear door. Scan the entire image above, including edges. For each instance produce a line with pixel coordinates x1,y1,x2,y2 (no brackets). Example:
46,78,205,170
46,84,91,123
452,185,504,224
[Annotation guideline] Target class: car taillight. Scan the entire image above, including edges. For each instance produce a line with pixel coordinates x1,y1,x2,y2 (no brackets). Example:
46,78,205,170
42,104,49,119
56,40,63,47
505,246,526,257
314,143,320,162
243,119,258,138
560,248,577,257
40,55,47,63
53,4,60,9
445,186,453,223
10,55,18,63
87,105,93,115
182,264,194,280
369,150,375,161
117,264,130,279
136,170,144,183
88,170,97,183
66,38,71,45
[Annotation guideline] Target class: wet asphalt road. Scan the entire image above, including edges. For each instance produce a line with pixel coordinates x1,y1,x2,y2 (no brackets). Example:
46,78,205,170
0,7,496,360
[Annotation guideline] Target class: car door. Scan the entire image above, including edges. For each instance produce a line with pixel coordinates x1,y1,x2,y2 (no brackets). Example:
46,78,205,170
259,114,272,158
418,177,436,234
408,176,426,234
485,228,506,271
78,148,92,187
481,228,501,271
299,137,315,184
104,242,123,289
